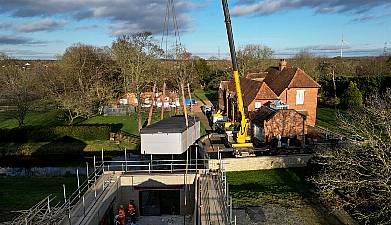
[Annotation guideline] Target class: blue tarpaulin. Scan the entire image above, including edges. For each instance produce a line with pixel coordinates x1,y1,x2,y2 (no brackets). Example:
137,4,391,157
185,98,197,106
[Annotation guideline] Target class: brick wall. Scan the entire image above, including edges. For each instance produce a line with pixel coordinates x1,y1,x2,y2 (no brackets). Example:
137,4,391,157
263,110,307,142
282,88,318,126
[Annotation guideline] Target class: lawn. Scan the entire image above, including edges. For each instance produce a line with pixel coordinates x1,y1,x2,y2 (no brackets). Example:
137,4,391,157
0,110,190,155
316,107,348,134
226,168,312,206
193,89,218,103
0,111,67,129
316,108,338,130
0,176,78,222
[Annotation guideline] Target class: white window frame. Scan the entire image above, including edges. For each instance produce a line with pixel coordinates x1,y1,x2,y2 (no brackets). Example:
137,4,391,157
254,102,262,109
296,90,305,105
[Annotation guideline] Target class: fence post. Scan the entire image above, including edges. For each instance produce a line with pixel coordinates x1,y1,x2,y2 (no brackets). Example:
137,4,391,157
125,148,127,172
47,196,51,213
63,184,67,204
86,162,89,187
82,195,86,216
101,149,104,172
77,169,80,199
93,156,97,183
230,197,233,223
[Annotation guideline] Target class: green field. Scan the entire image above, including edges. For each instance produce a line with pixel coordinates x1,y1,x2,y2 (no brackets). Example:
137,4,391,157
0,109,207,155
227,168,312,206
316,107,348,134
0,111,67,129
0,176,78,222
193,89,218,103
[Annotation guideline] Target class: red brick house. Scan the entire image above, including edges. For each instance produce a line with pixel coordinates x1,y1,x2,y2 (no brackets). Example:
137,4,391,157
219,59,320,126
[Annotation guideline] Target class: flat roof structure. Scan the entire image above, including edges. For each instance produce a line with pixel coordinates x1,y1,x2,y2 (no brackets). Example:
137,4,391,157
140,116,201,155
140,116,199,134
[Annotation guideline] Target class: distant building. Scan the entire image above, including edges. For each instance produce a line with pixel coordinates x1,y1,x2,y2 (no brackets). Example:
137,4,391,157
219,59,320,126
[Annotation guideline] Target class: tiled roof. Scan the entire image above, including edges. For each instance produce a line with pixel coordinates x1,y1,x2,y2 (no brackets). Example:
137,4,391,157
223,78,278,107
256,82,278,100
227,78,263,107
250,107,306,125
246,72,268,80
249,107,276,124
264,67,320,96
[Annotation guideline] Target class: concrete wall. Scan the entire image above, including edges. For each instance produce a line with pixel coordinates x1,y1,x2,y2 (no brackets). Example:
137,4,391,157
117,174,196,216
209,154,313,171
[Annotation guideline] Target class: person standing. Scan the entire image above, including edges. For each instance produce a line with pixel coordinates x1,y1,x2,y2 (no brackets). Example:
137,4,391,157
127,200,137,224
118,205,126,225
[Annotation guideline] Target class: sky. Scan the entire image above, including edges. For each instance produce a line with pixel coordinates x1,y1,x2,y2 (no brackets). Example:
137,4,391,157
0,0,390,59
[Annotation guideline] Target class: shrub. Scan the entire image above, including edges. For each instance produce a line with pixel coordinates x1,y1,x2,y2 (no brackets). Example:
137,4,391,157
0,125,111,143
340,81,363,109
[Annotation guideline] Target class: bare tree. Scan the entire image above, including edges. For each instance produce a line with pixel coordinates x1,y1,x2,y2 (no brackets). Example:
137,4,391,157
0,65,41,127
291,50,321,80
237,44,274,76
43,44,117,124
112,32,162,130
311,91,391,225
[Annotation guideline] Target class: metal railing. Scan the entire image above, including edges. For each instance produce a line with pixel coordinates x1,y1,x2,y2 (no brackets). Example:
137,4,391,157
97,158,208,174
217,159,235,225
57,159,117,225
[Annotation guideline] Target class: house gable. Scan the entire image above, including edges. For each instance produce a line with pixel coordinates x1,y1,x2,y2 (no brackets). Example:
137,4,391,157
288,68,321,89
255,82,278,100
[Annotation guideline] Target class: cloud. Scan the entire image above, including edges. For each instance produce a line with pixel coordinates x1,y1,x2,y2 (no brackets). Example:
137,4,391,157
0,21,14,29
74,24,101,30
285,44,351,52
17,18,68,32
232,0,391,18
0,0,195,35
0,35,44,45
0,48,57,59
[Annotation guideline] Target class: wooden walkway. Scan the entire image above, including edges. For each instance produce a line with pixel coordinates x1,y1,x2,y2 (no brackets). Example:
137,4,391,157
199,174,228,225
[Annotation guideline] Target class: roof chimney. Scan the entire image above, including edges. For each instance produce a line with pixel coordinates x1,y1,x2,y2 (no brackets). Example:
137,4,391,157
279,59,287,71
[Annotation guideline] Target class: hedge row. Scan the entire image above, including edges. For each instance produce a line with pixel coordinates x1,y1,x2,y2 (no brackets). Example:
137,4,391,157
0,125,111,142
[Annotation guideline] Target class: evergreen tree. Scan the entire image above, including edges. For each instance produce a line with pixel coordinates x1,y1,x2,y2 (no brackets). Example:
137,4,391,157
341,81,363,109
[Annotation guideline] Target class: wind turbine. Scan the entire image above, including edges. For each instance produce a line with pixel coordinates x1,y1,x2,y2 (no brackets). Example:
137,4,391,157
340,33,349,58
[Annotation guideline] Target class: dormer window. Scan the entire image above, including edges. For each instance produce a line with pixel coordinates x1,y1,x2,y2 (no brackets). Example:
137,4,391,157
296,90,305,105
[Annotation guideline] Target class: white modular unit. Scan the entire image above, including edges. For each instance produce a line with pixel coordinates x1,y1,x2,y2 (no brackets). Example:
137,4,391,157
140,116,200,155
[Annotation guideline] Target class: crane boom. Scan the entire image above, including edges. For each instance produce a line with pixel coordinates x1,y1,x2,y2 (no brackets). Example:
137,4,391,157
221,0,251,145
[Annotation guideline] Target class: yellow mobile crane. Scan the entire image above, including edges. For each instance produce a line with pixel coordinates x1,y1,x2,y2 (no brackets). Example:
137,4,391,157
221,0,254,156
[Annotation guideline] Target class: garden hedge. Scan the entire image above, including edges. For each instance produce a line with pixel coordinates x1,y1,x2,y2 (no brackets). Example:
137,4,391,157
0,125,111,142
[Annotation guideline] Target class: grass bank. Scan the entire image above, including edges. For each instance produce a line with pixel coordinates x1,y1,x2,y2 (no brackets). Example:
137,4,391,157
0,109,203,156
227,168,311,206
0,176,78,222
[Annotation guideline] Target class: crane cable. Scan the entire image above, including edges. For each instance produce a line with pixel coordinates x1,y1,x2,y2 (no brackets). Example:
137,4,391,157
161,0,189,206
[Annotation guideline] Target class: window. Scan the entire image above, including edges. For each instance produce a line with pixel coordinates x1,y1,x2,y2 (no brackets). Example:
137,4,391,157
296,90,305,105
255,102,262,109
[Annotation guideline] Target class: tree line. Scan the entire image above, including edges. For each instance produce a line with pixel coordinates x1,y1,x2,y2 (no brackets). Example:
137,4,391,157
2,40,391,128
0,32,202,129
